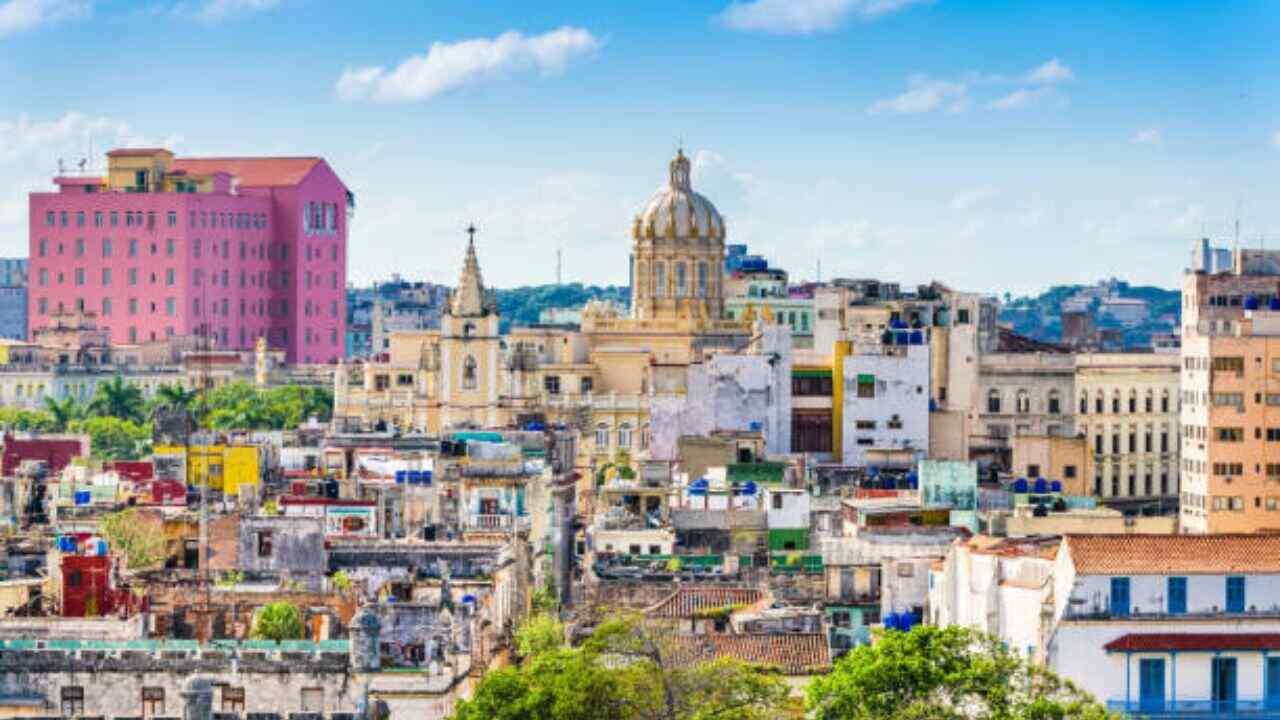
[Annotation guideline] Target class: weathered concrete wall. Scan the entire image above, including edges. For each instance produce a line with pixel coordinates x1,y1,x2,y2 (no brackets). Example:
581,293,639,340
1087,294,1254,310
842,345,929,467
649,324,793,461
238,516,327,576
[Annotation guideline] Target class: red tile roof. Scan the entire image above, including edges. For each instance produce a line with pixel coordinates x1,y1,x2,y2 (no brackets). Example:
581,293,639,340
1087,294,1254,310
667,633,831,675
1105,634,1280,653
169,157,322,187
645,586,764,618
1065,534,1280,575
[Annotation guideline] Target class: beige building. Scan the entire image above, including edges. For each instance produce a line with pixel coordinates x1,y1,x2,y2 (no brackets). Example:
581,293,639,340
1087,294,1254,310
1073,352,1180,504
1009,434,1089,496
1179,253,1280,533
332,150,750,508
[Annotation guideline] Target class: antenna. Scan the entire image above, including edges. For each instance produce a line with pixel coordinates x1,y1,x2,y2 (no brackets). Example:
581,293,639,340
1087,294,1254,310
556,247,562,285
817,257,822,283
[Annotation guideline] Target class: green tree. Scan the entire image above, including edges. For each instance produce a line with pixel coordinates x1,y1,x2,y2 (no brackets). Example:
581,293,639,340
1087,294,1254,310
0,407,57,432
151,383,197,413
99,509,165,570
42,396,81,431
87,374,145,424
453,614,791,720
806,626,1115,720
515,613,565,659
251,602,306,641
70,416,152,460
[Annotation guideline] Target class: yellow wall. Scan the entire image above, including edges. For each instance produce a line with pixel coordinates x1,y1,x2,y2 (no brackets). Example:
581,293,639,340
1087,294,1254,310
831,341,851,458
153,445,259,496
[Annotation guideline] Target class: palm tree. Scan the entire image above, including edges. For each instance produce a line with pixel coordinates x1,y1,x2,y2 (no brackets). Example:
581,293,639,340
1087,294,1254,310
43,396,81,432
153,383,197,412
87,374,145,424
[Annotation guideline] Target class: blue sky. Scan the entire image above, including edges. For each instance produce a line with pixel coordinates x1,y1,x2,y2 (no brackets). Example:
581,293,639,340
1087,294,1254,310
2,0,1279,294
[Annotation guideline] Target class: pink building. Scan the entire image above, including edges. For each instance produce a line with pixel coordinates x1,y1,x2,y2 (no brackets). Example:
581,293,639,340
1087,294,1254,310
28,148,349,363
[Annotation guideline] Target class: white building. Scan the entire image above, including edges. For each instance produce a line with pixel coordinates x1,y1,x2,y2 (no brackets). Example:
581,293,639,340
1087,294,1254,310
841,343,929,467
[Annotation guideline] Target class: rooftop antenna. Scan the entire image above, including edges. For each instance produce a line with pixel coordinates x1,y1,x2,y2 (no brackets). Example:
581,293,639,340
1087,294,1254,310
817,257,822,283
556,246,562,285
57,158,64,175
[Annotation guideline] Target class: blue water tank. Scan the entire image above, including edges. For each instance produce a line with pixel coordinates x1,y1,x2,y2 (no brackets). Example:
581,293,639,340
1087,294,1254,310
899,612,915,633
1270,297,1280,311
1033,478,1048,493
395,470,407,484
883,612,899,631
909,331,924,345
58,536,76,553
895,331,909,345
749,421,762,432
1013,478,1029,493
907,472,919,490
1245,295,1261,310
74,490,91,506
890,319,908,330
742,481,758,496
1050,480,1062,492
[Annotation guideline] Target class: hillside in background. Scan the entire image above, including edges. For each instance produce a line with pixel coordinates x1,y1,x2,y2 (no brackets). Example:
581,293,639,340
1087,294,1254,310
998,279,1180,348
493,284,631,332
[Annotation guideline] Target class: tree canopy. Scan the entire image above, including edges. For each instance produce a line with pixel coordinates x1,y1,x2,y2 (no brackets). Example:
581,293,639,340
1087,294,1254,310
453,614,793,720
806,626,1116,720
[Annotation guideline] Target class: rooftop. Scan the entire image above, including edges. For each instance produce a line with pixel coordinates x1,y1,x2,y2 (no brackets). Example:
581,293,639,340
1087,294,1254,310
1104,633,1280,653
645,586,764,618
1065,534,1280,575
169,156,323,187
666,633,831,675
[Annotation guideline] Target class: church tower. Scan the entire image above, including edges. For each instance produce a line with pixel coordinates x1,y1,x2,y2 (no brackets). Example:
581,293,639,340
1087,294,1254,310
630,149,727,322
439,226,501,429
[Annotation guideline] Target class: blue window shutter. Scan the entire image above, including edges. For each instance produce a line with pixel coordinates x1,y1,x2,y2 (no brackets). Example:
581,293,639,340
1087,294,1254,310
1110,577,1131,617
1226,576,1245,613
1168,577,1187,614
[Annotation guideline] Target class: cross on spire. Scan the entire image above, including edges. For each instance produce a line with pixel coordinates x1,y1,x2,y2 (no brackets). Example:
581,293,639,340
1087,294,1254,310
466,223,478,247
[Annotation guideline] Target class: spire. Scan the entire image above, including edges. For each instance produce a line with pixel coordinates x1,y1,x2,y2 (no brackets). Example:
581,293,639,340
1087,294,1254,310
669,148,691,192
450,225,487,316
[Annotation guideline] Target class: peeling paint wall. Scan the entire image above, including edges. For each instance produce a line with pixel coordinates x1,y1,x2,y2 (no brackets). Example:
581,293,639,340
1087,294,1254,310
648,324,793,461
841,344,929,467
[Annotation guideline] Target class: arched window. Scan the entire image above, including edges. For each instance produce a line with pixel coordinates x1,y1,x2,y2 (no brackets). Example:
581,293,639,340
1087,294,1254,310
641,423,650,450
1079,392,1088,414
675,262,687,298
986,389,1001,413
1111,390,1121,413
618,423,632,449
462,355,478,390
1047,390,1061,415
595,423,610,451
1128,390,1137,413
1095,391,1104,414
1016,390,1031,414
1160,390,1170,413
1144,389,1154,413
654,262,666,298
697,262,708,297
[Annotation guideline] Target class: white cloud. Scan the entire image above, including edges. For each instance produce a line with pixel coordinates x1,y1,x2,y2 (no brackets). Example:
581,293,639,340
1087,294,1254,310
1131,127,1163,145
1025,58,1073,84
336,27,601,103
188,0,280,22
870,58,1072,115
987,86,1052,111
0,0,90,36
950,186,996,211
717,0,928,35
867,75,967,115
1271,130,1280,149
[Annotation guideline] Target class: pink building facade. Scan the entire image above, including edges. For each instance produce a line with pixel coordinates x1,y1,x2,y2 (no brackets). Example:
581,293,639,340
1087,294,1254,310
28,149,349,364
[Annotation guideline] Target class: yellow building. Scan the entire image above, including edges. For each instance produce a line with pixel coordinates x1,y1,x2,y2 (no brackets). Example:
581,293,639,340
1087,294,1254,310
153,444,260,496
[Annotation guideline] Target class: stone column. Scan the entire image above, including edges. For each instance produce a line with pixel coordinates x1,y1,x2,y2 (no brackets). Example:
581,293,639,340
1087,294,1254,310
181,677,213,720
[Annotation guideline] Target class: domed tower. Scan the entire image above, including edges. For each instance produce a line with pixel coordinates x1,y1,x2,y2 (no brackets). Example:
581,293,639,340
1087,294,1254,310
631,149,726,322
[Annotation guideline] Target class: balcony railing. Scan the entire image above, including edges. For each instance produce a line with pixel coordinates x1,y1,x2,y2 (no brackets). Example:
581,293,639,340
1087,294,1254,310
1107,699,1278,718
465,514,530,532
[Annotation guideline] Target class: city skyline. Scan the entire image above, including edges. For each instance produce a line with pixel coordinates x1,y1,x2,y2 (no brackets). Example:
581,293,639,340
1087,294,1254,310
3,0,1280,294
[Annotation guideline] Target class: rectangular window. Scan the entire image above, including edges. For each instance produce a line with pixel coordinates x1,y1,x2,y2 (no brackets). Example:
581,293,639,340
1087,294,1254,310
128,268,138,286
166,268,176,286
1226,576,1245,613
257,530,273,557
102,298,111,316
61,687,84,716
166,298,176,316
300,687,324,713
75,238,85,256
1167,577,1187,614
128,238,137,257
102,268,111,286
74,268,85,286
544,375,560,395
128,298,138,316
45,210,55,226
142,686,165,717
221,686,245,712
167,211,177,227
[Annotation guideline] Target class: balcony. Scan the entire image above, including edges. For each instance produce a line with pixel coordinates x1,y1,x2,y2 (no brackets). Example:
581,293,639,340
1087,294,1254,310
465,514,530,532
1107,699,1277,718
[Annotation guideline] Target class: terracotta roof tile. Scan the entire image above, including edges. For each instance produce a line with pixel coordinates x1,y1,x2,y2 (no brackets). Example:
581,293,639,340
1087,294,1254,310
644,586,764,618
1105,634,1280,652
667,633,831,675
1065,534,1280,575
169,157,322,187
106,148,172,157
